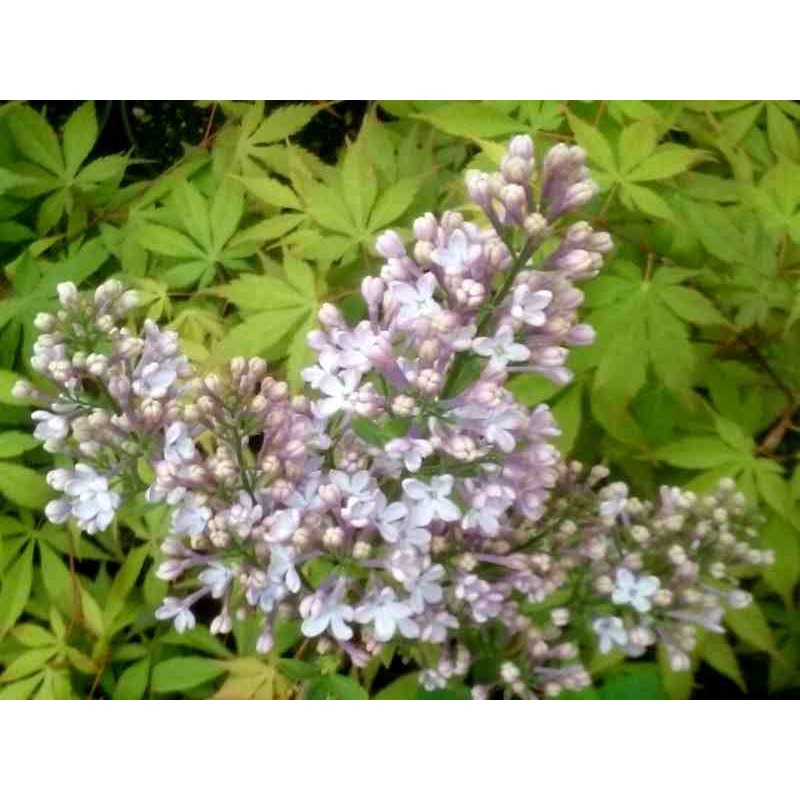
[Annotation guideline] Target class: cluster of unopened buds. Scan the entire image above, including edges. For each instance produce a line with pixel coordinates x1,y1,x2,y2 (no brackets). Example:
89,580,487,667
17,135,770,698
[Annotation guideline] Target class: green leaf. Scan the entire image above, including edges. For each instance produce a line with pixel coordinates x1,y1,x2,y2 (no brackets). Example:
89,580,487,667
0,647,55,683
238,175,302,210
552,384,582,455
766,104,799,161
304,183,356,235
104,544,149,627
568,113,616,173
306,673,369,699
656,645,694,699
113,658,151,700
174,181,212,251
7,106,64,176
658,285,729,326
215,274,307,312
0,431,39,458
371,671,421,700
627,145,702,182
623,183,674,220
253,105,320,144
725,602,777,655
701,634,746,692
229,214,304,246
599,663,667,699
138,223,206,259
276,658,319,681
12,623,56,648
210,180,245,250
0,462,51,508
653,437,741,469
150,657,226,693
0,370,35,406
62,102,97,177
618,121,658,175
341,136,378,230
39,542,74,616
760,514,800,607
212,307,308,362
414,102,521,140
0,543,34,636
369,176,424,231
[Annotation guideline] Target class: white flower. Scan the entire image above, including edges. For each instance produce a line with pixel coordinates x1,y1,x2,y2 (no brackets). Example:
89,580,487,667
225,491,263,537
511,286,553,327
599,482,629,521
419,610,459,643
31,410,69,451
373,493,408,543
393,274,441,327
198,563,232,598
472,327,531,369
155,597,196,633
405,563,445,612
385,436,434,472
171,496,211,537
484,407,526,453
612,568,660,613
334,321,385,372
592,616,628,654
300,583,355,641
45,497,71,524
268,508,301,542
132,360,178,399
403,475,461,526
462,484,514,536
268,545,301,593
332,470,377,527
301,348,341,390
164,422,195,464
316,369,361,418
355,587,419,641
62,464,121,534
431,229,481,276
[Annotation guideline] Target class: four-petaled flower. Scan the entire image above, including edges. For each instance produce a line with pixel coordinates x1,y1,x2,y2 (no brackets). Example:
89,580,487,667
612,568,660,613
385,436,434,472
300,581,355,641
355,587,419,641
403,475,461,526
393,274,441,327
511,286,553,327
592,616,628,654
472,327,531,369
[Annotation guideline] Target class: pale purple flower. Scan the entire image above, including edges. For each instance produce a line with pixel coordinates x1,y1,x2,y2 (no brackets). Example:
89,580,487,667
32,410,69,451
373,493,409,543
300,582,354,641
268,545,301,593
405,562,445,612
171,496,211,537
393,274,441,327
355,587,419,641
403,475,461,526
155,597,196,633
472,327,531,369
593,616,628,654
199,563,233,598
61,464,121,534
431,229,481,276
385,436,434,472
268,508,301,542
164,422,196,464
301,348,341,390
511,286,553,327
316,369,361,417
612,569,660,613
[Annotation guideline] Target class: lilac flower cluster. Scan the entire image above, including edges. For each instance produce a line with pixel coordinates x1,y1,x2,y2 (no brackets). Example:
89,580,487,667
19,136,769,697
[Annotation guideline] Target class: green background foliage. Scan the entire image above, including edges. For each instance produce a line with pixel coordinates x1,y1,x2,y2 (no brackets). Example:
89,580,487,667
0,100,798,699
